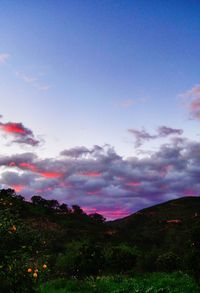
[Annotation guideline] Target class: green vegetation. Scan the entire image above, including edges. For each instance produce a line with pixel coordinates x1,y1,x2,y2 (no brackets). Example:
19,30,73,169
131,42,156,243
39,273,199,293
1,189,200,292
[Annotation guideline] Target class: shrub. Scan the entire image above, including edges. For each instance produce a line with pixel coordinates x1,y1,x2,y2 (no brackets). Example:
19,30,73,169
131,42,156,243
156,252,181,272
55,240,104,277
104,244,139,273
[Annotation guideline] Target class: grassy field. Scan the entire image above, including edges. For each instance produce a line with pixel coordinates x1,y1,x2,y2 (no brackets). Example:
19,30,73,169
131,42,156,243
39,272,200,293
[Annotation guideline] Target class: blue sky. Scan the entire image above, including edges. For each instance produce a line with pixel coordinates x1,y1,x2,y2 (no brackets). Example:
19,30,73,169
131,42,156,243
0,1,200,219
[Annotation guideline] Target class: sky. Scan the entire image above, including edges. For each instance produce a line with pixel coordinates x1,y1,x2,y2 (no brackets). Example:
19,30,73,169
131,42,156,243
0,0,200,219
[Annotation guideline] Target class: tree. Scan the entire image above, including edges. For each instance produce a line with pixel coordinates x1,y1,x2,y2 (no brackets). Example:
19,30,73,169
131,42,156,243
89,213,106,223
72,205,84,215
31,195,47,207
45,199,59,210
59,203,70,214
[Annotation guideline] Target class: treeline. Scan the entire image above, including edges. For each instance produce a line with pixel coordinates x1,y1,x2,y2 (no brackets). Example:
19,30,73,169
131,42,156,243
0,188,106,223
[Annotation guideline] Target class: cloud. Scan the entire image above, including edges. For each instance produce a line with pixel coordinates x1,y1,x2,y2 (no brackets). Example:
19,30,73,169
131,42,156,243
181,84,200,120
189,98,200,120
16,71,51,91
0,120,40,146
60,146,91,158
0,137,200,220
183,84,200,99
0,53,10,63
15,71,37,83
128,126,183,147
128,128,157,147
157,126,183,137
118,99,136,108
115,97,148,109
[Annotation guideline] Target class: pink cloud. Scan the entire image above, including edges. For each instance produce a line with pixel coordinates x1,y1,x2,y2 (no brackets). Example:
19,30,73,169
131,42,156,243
11,184,25,193
12,161,63,179
39,171,63,178
0,121,40,146
82,206,130,220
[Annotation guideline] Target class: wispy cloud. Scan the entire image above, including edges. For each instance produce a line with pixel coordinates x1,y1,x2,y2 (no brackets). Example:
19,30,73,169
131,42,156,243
157,126,183,137
118,99,136,108
15,71,37,83
128,126,183,147
15,71,51,91
0,53,10,63
115,97,148,109
128,128,157,147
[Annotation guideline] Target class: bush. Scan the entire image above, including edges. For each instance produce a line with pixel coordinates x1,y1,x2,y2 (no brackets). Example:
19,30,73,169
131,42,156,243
104,244,139,273
55,240,104,277
156,252,181,272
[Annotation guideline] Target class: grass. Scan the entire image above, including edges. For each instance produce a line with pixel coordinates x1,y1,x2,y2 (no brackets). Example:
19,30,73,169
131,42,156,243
39,272,200,293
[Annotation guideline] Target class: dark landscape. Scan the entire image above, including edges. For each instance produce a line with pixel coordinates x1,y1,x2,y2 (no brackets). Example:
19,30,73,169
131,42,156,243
1,188,200,292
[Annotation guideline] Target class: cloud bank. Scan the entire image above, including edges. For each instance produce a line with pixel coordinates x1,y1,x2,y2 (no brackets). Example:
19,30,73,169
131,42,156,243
0,137,199,219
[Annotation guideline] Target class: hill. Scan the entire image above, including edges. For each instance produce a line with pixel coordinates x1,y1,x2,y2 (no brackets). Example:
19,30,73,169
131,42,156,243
110,196,200,250
113,196,200,225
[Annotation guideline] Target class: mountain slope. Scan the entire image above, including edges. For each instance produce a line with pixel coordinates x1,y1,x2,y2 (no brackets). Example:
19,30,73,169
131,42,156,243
109,196,200,251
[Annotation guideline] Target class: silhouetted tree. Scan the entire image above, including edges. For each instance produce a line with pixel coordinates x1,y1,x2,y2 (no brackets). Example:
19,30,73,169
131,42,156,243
59,203,70,213
89,213,106,223
72,205,84,215
46,199,59,210
31,195,47,207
